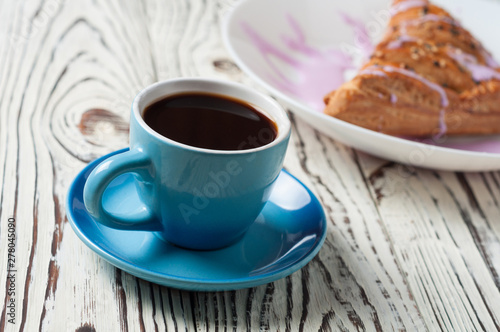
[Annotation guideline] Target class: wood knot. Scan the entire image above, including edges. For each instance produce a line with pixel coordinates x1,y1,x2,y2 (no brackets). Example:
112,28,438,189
75,323,96,332
79,109,128,146
213,59,241,74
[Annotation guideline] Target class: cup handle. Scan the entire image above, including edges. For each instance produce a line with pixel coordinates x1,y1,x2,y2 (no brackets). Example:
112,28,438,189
83,149,161,231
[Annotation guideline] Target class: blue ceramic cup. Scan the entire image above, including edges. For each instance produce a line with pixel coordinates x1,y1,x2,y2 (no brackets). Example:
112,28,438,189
83,78,291,250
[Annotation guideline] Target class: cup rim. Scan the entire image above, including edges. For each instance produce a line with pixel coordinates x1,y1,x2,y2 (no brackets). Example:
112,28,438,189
132,77,291,154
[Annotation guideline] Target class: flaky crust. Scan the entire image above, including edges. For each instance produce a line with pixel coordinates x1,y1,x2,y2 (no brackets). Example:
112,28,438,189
324,0,500,136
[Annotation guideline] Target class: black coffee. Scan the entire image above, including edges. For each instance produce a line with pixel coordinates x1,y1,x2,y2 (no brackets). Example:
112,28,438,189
143,92,278,150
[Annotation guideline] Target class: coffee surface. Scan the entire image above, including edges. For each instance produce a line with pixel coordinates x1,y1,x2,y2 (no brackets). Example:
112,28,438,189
143,92,278,150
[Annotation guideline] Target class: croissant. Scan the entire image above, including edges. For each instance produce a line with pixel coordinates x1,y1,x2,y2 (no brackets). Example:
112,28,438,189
323,0,500,137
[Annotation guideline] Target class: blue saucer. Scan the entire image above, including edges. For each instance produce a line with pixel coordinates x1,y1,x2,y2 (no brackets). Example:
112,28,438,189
66,148,327,291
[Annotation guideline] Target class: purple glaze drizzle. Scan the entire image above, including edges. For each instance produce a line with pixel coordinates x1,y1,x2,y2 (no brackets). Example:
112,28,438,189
368,65,449,107
387,35,418,49
391,94,398,103
338,12,374,59
408,136,500,153
447,48,500,81
281,14,321,57
436,109,447,139
391,0,428,15
241,16,354,111
439,139,500,153
482,50,500,68
364,65,449,137
408,14,459,26
241,21,299,70
399,14,459,35
359,68,388,77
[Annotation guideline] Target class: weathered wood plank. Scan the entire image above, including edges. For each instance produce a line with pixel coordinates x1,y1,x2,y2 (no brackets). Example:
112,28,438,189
0,0,499,331
359,154,500,331
281,118,426,331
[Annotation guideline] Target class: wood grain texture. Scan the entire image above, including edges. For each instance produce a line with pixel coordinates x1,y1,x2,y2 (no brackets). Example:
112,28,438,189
0,0,498,331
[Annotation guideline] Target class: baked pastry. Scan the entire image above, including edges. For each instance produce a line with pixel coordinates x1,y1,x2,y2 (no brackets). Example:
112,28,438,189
323,0,500,137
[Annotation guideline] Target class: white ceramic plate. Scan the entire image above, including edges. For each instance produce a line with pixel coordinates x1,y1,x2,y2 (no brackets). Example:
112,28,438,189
222,0,500,171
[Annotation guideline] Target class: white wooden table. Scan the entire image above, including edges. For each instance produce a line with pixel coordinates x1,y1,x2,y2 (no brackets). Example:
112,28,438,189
0,0,499,331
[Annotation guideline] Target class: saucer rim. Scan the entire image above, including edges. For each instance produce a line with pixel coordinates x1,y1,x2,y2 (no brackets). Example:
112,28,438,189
66,148,327,291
